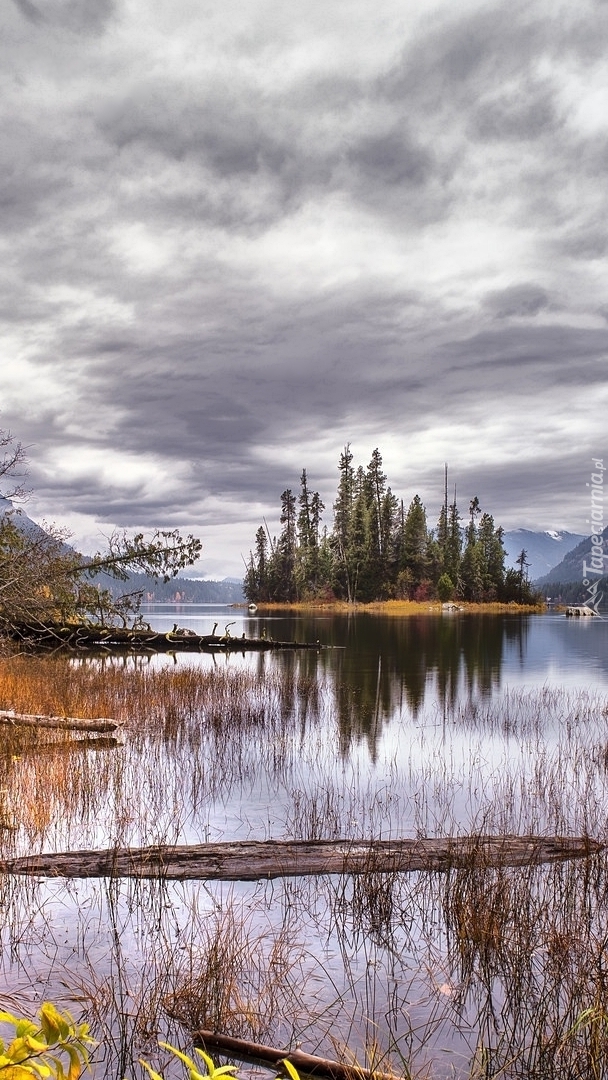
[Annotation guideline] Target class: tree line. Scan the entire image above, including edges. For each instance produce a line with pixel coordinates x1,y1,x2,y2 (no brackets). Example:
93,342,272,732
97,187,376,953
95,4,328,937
244,446,538,605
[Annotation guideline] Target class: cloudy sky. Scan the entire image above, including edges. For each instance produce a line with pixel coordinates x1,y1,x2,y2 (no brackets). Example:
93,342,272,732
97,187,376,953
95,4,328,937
1,0,607,577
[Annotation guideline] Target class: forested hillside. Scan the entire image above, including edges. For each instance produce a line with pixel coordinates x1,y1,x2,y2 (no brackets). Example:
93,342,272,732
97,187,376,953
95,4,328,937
244,446,539,605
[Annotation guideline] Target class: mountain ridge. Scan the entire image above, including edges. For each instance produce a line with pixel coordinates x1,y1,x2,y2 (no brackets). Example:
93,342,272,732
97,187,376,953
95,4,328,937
502,528,585,582
535,526,608,586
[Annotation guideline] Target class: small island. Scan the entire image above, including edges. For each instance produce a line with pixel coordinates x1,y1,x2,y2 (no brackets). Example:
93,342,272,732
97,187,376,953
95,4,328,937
243,447,540,608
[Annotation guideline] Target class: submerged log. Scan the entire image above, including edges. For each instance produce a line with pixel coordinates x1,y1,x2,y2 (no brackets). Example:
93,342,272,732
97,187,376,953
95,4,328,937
0,835,602,881
191,1028,399,1080
0,710,121,733
23,736,121,755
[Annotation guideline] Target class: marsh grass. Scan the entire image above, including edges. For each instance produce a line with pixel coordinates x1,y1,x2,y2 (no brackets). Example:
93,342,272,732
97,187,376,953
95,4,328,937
2,653,608,1076
164,893,313,1045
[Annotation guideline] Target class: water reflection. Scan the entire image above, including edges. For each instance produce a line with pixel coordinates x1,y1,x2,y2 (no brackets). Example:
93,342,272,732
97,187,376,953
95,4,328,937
3,615,608,1079
258,614,531,755
52,611,608,766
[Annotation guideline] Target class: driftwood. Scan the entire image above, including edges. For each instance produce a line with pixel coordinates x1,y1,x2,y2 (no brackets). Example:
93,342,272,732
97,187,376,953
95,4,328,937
0,836,602,881
0,710,120,733
192,1028,400,1080
10,622,321,653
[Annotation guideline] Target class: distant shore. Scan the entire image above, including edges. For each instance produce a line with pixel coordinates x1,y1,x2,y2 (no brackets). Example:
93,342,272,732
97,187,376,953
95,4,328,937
240,599,546,615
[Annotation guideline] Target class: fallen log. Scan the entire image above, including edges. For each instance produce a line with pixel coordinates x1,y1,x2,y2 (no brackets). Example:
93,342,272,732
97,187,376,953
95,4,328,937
0,835,602,881
191,1028,399,1080
0,710,121,733
9,622,322,653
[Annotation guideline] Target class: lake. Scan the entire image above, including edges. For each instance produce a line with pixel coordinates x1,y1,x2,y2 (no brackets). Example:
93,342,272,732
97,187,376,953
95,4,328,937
1,609,608,1079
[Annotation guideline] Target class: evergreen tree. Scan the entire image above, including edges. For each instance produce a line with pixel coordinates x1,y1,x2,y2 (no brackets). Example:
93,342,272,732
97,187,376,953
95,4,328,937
515,548,530,602
243,525,271,602
296,470,325,597
348,466,374,602
436,503,448,567
309,489,325,593
275,489,297,599
401,495,430,596
333,445,356,601
367,448,388,555
477,513,505,598
445,499,462,588
437,572,455,601
459,541,484,601
467,496,481,547
380,487,399,592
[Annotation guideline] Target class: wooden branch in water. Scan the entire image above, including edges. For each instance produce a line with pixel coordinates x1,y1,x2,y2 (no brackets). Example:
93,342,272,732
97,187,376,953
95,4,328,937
0,710,121,733
192,1028,400,1080
0,835,602,881
9,621,321,653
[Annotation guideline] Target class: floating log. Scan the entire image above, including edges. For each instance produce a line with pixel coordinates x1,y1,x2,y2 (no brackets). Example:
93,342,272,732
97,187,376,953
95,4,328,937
9,622,321,653
0,710,121,733
191,1028,399,1080
0,835,602,881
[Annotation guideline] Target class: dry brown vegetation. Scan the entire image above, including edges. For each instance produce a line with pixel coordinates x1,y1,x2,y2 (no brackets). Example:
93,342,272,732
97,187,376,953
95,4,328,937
247,599,545,615
1,651,608,1079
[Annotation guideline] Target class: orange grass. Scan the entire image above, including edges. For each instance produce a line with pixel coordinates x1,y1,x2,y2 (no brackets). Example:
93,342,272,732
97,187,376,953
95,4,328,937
248,599,544,615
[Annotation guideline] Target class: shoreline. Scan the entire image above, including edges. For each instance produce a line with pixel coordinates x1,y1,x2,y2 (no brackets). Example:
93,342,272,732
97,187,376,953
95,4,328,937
239,599,546,616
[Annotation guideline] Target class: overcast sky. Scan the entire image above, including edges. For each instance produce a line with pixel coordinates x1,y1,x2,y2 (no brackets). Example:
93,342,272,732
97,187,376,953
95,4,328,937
1,0,607,577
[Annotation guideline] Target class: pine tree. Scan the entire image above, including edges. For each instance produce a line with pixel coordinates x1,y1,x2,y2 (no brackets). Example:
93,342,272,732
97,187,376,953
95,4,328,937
445,499,462,588
401,495,430,596
477,513,505,598
333,445,356,601
275,489,297,599
296,470,325,597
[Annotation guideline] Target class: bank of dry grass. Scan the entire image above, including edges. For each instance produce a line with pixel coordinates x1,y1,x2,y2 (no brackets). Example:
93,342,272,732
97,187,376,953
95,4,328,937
248,599,545,615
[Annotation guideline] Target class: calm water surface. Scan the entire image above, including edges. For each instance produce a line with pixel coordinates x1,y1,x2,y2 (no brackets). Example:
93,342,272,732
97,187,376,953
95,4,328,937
143,603,608,696
2,609,608,1078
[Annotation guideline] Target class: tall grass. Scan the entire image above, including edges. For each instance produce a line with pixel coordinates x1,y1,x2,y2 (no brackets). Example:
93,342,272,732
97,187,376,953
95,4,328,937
2,653,608,1076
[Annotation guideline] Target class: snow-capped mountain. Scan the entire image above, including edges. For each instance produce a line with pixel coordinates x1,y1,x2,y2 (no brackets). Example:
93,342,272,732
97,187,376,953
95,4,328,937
535,526,608,587
502,529,586,582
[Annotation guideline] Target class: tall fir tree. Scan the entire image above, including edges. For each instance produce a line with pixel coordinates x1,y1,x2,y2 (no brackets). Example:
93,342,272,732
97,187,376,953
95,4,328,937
333,445,356,601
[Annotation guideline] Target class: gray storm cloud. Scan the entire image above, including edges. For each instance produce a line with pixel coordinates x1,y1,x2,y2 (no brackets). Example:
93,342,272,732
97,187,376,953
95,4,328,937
1,0,607,575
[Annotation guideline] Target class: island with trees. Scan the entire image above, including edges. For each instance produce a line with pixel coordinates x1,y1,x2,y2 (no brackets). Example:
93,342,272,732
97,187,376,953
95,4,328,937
244,446,540,606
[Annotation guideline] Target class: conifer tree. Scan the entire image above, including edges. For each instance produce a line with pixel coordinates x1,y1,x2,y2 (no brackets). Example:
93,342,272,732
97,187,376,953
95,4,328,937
445,499,462,588
401,495,430,596
276,489,297,599
333,445,356,601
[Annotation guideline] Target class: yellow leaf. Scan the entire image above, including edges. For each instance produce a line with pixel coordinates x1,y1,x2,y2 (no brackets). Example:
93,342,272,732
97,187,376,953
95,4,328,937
158,1042,205,1080
279,1059,301,1080
139,1060,165,1080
